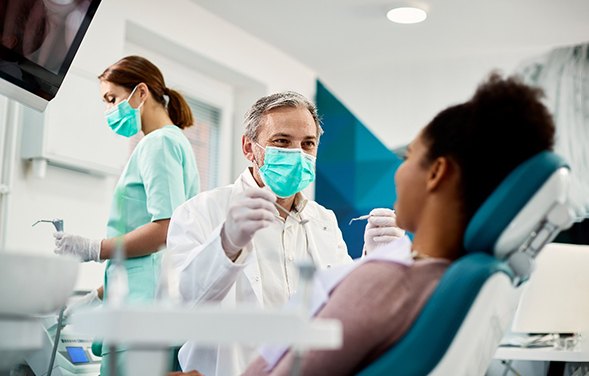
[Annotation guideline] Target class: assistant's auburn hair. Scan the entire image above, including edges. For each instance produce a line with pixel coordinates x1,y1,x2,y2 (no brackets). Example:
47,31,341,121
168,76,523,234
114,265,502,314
99,55,194,129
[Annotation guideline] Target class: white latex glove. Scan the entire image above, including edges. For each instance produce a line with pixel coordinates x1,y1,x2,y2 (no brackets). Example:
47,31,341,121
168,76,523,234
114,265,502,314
64,289,101,322
363,208,405,255
221,187,276,260
54,232,102,262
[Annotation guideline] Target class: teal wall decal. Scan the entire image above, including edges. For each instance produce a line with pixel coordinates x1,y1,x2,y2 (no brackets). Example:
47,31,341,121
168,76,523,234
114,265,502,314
315,81,403,258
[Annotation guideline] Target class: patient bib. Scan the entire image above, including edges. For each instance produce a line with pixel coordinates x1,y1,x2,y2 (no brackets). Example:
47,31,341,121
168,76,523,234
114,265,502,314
260,236,414,370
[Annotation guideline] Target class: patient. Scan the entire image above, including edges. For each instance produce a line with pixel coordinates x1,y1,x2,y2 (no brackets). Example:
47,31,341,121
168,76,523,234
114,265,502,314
241,73,556,376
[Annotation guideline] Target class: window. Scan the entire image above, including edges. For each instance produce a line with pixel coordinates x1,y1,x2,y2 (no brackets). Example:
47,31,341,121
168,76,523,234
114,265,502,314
129,96,222,191
183,96,221,190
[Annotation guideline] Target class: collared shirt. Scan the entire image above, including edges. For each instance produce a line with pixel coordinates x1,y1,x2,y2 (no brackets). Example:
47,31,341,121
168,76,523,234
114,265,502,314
240,169,312,307
255,202,309,307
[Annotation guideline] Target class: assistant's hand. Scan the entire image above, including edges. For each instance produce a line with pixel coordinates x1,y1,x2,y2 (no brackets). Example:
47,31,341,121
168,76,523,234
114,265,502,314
363,208,405,255
54,232,102,262
221,188,276,260
63,289,101,322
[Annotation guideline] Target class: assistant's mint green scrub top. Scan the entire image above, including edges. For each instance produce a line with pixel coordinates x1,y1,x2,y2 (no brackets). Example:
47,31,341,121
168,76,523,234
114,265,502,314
100,125,199,369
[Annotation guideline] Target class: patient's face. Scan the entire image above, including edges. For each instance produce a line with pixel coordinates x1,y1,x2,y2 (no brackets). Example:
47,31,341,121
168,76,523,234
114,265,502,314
394,133,429,233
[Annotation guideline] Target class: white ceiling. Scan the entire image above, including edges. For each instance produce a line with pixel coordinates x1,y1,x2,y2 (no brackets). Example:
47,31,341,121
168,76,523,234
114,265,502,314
191,0,589,146
192,0,589,73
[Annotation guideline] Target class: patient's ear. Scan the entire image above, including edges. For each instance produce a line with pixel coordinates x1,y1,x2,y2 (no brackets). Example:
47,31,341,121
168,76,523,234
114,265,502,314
426,157,453,192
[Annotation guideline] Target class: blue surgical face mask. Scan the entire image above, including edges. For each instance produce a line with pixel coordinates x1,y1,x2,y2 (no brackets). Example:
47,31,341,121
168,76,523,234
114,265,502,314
105,85,144,137
254,143,316,198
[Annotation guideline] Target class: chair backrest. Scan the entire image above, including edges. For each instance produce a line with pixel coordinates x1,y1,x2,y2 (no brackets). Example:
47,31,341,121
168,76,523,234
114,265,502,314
357,151,571,376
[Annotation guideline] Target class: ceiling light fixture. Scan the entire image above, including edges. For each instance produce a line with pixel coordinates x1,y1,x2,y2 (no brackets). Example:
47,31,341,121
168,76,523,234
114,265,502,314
386,6,427,24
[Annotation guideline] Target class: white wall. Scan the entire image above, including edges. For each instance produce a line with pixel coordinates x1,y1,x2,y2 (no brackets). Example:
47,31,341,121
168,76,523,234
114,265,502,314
320,47,552,149
0,0,317,289
1,0,556,291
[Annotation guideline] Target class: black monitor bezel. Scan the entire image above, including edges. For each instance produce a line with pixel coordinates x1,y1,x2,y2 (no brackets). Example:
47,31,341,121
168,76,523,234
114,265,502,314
0,0,102,102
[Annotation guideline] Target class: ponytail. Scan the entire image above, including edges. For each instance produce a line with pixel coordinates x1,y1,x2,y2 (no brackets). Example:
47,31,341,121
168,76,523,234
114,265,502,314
166,88,194,129
99,56,196,130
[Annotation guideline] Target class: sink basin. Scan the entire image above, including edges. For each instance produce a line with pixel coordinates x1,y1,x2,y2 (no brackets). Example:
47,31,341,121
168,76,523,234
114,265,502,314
0,251,79,369
0,252,79,315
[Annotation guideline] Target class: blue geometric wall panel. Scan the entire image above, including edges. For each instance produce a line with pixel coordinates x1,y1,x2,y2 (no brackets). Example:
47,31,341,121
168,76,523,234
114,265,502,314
315,81,403,259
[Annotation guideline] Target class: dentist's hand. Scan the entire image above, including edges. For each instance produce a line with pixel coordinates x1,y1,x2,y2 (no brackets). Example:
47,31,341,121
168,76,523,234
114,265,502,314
54,232,102,262
221,188,276,261
363,208,405,255
63,289,101,322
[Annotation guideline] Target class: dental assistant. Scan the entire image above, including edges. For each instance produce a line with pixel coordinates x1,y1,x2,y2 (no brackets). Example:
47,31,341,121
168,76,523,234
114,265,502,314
53,55,200,374
167,91,402,376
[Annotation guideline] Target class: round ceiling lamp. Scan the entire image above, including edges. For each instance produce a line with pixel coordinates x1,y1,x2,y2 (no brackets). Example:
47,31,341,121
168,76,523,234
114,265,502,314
386,6,428,24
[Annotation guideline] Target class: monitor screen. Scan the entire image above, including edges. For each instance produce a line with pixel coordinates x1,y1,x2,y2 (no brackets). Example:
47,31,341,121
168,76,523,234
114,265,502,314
0,0,101,111
65,346,89,364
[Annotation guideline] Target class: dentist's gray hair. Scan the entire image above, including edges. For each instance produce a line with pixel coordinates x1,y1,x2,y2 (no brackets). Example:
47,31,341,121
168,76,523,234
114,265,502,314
243,91,324,141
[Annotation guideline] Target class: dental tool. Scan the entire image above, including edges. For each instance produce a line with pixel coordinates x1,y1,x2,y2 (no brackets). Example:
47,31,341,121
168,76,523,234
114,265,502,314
348,214,371,225
348,209,396,225
291,261,316,376
274,201,309,225
242,178,310,225
32,218,66,376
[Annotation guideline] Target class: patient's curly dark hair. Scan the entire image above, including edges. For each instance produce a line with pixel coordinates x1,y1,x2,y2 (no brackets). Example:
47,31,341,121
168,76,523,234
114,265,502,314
421,72,555,222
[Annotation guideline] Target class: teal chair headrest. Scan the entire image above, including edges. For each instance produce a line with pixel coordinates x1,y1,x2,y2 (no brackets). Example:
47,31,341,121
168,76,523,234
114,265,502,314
464,151,568,256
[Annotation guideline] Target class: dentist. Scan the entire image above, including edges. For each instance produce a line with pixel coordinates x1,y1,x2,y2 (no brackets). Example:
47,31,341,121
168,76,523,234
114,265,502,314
167,91,403,376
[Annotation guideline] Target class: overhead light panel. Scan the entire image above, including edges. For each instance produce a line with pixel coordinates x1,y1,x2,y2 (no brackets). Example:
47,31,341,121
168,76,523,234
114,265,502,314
386,6,427,24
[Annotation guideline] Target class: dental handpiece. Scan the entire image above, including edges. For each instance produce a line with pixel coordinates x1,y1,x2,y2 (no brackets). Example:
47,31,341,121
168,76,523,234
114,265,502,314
32,218,64,232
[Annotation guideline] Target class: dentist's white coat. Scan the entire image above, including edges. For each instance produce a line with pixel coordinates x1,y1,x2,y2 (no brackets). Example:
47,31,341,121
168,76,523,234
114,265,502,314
167,168,352,376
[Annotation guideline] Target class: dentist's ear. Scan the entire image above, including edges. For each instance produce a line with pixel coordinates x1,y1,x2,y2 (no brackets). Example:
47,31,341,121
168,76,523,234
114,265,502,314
242,135,255,162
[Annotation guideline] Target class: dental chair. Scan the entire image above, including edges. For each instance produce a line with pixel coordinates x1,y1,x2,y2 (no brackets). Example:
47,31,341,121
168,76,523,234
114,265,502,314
358,151,574,376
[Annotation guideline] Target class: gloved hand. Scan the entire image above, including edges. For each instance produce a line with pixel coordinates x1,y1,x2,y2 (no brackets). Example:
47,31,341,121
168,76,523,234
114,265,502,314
221,187,276,260
63,289,101,322
363,208,405,255
54,232,102,262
